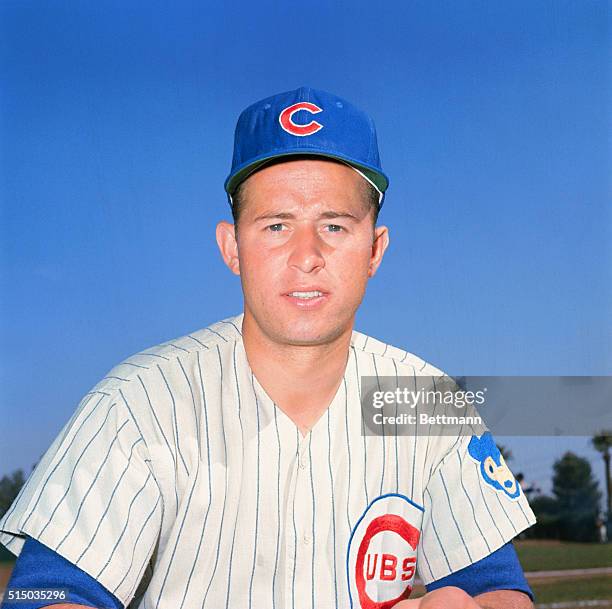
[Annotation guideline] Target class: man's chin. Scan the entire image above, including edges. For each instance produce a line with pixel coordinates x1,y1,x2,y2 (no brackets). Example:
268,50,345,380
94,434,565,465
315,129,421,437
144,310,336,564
243,302,356,347
267,319,350,347
253,318,343,347
278,333,334,347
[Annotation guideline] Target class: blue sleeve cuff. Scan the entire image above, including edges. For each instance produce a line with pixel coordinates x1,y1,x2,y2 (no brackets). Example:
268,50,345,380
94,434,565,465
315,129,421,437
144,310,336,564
1,537,124,609
425,541,533,601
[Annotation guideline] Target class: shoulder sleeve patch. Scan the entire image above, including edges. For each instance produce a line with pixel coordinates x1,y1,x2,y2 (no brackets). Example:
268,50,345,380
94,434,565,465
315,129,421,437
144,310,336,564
467,432,521,500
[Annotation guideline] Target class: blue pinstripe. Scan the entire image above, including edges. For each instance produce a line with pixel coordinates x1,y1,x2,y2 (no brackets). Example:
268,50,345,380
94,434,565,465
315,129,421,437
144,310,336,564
271,401,281,609
201,346,230,609
20,393,105,530
138,375,180,512
309,433,316,609
141,352,170,361
424,488,452,572
187,334,209,348
219,319,242,335
436,410,468,487
326,408,338,608
122,361,150,369
37,405,120,538
424,377,439,483
129,517,162,603
179,351,213,609
411,369,418,501
372,354,385,496
343,378,352,532
113,494,162,595
155,458,201,608
439,469,473,562
291,428,299,609
473,461,505,544
495,492,518,536
224,342,245,609
418,542,435,583
392,359,399,493
516,496,531,526
96,471,154,579
157,364,189,475
154,357,203,608
205,327,228,342
248,373,261,609
118,389,150,452
177,356,202,458
353,349,368,505
55,419,130,551
169,343,189,353
75,437,143,563
456,452,492,553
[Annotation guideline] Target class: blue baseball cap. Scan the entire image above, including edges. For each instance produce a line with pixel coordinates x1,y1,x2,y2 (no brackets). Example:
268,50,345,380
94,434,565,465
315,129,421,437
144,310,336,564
224,86,389,206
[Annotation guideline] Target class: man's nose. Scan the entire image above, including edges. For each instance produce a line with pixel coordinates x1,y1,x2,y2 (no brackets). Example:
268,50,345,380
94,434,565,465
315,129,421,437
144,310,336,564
287,227,326,273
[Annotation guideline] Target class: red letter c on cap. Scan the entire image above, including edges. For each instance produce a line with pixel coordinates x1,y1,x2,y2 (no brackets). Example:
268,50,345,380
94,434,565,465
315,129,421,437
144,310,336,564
279,102,323,136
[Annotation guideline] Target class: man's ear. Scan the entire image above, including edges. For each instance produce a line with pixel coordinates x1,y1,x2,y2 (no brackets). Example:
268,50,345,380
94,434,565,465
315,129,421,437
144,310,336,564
216,221,240,276
368,225,389,278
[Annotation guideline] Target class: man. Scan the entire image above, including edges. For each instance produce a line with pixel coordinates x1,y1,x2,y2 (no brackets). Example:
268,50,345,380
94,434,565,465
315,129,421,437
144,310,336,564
0,87,535,609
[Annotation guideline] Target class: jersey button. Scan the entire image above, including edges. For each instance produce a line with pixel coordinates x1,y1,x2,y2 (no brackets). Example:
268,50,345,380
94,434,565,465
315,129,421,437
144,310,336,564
302,534,311,545
299,461,307,470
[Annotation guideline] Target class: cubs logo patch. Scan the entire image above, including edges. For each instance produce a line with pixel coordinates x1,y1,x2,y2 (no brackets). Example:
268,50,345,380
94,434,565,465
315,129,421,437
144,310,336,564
468,431,521,500
279,102,323,136
347,494,423,609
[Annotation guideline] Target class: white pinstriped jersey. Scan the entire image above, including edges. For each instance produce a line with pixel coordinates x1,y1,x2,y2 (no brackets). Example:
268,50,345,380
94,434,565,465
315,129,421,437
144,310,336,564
0,313,535,609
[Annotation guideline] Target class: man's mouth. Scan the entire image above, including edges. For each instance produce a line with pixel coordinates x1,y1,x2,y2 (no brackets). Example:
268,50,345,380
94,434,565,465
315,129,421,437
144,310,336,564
287,290,325,300
283,288,329,308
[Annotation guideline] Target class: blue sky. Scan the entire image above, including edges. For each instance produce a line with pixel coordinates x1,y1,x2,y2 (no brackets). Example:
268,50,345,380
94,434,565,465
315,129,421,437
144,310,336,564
1,1,610,494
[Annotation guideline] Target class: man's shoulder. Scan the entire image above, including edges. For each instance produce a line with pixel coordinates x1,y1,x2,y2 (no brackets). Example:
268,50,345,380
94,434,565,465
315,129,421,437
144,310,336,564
351,327,447,378
95,313,244,392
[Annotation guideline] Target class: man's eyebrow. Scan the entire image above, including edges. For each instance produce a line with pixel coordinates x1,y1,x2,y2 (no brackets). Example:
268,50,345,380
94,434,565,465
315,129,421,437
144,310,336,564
253,210,361,222
253,212,296,221
318,211,360,220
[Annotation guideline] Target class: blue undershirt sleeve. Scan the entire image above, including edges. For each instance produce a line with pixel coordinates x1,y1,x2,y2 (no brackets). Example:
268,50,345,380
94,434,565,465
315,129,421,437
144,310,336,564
425,541,533,601
1,536,124,609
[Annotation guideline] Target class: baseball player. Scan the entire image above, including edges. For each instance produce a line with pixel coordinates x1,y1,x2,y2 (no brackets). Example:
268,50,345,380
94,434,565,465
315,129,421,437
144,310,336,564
0,87,536,609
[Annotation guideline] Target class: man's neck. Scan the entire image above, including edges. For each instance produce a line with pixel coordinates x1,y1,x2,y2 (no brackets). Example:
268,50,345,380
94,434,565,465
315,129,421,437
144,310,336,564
241,312,353,435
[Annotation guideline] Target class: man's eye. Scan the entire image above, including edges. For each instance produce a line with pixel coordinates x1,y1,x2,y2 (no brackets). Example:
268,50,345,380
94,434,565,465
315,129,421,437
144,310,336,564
326,224,344,232
267,223,285,232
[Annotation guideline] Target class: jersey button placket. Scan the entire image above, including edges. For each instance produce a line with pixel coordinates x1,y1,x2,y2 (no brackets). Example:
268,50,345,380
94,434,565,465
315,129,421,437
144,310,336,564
286,438,313,606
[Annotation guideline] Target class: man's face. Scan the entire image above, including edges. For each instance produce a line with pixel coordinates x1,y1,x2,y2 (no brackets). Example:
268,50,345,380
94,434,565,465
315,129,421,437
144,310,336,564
216,158,389,346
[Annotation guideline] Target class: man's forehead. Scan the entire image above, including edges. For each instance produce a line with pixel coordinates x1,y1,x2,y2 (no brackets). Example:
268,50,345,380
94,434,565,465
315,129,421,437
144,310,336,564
241,156,373,195
230,155,380,225
251,206,367,222
243,197,374,227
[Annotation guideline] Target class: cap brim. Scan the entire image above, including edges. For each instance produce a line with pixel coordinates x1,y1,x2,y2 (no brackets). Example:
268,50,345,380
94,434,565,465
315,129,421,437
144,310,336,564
225,150,389,197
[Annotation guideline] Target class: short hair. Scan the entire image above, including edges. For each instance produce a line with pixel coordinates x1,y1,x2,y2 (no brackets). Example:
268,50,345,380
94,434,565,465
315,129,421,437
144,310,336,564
229,158,381,227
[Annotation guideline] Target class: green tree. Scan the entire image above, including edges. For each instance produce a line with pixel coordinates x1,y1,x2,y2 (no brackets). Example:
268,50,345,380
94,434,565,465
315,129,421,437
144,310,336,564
0,469,26,518
528,495,561,539
552,451,601,541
